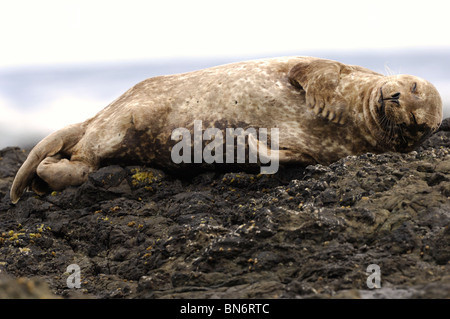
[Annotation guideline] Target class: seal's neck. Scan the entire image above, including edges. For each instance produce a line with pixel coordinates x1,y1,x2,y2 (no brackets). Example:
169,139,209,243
347,77,388,151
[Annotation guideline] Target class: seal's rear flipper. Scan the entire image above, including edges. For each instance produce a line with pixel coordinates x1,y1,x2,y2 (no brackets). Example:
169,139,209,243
10,123,85,204
36,156,91,191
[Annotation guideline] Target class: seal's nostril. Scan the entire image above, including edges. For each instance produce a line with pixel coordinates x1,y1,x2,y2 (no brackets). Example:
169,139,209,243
391,92,401,99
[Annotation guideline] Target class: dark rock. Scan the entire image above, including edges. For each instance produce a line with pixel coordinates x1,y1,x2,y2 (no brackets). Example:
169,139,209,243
0,119,449,299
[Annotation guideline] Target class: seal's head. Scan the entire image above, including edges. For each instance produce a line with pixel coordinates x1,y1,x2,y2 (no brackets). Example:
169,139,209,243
371,74,442,152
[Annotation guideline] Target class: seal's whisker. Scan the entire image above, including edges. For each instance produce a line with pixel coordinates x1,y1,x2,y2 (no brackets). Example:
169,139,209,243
398,125,408,145
384,64,397,76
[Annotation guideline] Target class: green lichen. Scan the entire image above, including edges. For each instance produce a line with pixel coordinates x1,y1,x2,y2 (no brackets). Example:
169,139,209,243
131,168,161,187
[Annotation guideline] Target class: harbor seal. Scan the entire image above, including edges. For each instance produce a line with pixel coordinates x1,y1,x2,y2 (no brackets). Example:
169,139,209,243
10,57,443,203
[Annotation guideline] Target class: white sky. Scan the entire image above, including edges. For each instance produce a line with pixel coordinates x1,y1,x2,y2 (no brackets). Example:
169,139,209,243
1,0,449,68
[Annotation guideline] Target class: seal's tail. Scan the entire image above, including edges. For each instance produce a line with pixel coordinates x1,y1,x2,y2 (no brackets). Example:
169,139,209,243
10,123,85,204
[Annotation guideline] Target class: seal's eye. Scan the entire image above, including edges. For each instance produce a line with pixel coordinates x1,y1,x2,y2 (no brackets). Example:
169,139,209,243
411,82,417,93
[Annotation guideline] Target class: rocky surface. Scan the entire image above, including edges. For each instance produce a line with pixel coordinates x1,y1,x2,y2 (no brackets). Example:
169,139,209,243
0,119,449,299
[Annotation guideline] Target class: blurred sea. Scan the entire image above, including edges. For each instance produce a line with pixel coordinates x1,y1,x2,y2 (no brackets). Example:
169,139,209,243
1,51,449,149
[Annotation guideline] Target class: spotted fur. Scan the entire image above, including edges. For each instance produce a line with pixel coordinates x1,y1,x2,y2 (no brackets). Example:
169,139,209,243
10,57,443,203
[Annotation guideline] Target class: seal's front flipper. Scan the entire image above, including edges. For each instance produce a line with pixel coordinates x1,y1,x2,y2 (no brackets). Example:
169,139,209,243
288,59,348,124
36,155,92,191
248,134,316,167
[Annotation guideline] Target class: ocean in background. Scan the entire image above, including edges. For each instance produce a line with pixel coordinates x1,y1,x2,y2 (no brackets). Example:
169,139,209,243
1,50,449,149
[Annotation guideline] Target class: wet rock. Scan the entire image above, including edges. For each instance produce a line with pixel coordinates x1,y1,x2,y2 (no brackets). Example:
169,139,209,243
0,118,449,299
